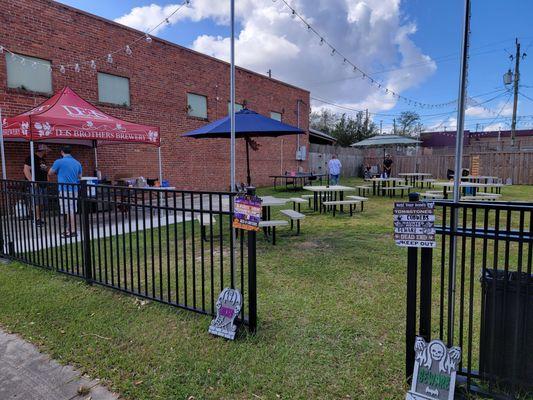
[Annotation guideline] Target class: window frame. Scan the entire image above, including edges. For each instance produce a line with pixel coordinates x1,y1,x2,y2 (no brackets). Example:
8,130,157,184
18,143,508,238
270,111,282,122
187,92,208,120
227,101,244,114
5,52,53,95
97,72,131,108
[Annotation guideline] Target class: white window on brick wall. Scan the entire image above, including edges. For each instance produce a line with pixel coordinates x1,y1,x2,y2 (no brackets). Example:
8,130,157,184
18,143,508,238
98,73,130,106
227,102,244,114
270,111,282,122
6,53,52,94
187,93,208,119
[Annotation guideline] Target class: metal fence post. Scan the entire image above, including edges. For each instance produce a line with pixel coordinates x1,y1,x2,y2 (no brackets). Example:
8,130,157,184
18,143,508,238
419,247,433,342
246,186,257,333
79,181,92,284
405,192,420,381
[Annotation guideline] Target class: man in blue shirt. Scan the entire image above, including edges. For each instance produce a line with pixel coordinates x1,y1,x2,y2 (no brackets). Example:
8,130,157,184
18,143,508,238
48,145,82,238
328,154,342,185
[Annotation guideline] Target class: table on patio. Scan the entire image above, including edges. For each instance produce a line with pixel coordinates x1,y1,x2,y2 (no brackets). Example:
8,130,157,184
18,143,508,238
433,181,504,199
367,177,408,196
270,173,327,190
302,185,357,212
398,172,433,187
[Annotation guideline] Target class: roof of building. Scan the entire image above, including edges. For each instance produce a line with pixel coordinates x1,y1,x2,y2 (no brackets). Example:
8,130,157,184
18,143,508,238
309,128,337,144
351,134,421,147
44,0,309,95
421,129,533,147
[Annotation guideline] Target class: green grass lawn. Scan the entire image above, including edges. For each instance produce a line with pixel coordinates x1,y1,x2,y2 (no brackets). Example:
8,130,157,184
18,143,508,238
0,179,531,399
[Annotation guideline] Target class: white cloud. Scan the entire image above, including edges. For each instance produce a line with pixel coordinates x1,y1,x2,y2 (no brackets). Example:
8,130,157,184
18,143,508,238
115,0,436,113
465,100,513,118
483,123,505,132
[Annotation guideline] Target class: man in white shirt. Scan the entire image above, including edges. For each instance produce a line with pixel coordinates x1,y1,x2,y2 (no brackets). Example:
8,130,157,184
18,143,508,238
328,154,342,185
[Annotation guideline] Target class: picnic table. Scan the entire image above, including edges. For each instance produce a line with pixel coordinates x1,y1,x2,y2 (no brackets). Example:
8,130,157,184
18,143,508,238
302,185,356,212
433,181,503,199
270,173,327,190
461,175,502,184
367,177,406,196
398,172,433,187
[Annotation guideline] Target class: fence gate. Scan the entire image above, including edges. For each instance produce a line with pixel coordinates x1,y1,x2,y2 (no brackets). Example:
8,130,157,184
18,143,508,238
0,179,257,332
405,200,532,398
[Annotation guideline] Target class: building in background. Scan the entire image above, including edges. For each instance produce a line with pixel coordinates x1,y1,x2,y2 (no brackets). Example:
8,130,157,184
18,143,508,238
421,129,533,151
0,0,309,190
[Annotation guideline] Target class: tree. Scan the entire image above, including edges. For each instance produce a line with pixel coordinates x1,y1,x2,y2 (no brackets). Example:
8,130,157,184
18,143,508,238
310,109,378,147
396,111,423,136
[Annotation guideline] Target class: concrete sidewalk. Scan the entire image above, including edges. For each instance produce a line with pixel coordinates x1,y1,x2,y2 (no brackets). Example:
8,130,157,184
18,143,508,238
0,329,119,400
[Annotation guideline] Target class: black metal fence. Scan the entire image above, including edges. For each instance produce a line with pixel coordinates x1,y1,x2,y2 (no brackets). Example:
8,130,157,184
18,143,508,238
406,200,532,398
0,179,257,331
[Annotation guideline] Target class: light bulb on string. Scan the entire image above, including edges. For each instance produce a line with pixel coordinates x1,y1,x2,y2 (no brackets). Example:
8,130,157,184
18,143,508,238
165,18,170,24
291,10,296,19
107,53,113,64
90,60,96,70
319,38,324,46
60,65,66,74
145,34,152,44
0,46,3,54
74,63,80,73
125,45,132,56
20,58,26,66
330,48,335,56
32,62,37,69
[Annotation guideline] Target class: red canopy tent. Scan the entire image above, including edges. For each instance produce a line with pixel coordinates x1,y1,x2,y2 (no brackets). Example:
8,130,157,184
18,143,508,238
0,86,161,182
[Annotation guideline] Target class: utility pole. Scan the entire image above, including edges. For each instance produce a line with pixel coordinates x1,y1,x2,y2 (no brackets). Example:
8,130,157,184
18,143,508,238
380,120,383,134
267,69,272,78
510,38,523,147
393,118,396,135
364,109,369,132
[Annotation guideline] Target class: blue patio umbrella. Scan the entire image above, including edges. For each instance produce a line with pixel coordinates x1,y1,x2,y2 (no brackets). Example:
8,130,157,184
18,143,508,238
183,109,305,186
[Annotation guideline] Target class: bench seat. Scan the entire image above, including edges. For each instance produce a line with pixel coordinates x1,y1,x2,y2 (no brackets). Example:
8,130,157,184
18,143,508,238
259,220,289,245
421,192,444,199
461,196,498,202
322,200,361,216
281,209,305,233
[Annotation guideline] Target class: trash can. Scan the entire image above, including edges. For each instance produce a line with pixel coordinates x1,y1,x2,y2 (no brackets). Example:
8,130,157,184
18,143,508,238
479,269,533,391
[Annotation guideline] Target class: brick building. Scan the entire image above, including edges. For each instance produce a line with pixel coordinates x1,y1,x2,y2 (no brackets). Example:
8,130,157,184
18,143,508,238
0,0,310,190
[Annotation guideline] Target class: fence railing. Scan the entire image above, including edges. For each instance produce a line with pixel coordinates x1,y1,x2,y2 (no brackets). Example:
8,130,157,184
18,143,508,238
405,199,532,398
0,179,257,331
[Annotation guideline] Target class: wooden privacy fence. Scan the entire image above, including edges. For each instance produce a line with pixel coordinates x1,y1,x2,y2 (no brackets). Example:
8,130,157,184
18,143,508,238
309,144,364,178
364,151,533,184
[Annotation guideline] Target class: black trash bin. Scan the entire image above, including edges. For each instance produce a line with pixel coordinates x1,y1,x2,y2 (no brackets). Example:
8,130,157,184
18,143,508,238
479,269,533,392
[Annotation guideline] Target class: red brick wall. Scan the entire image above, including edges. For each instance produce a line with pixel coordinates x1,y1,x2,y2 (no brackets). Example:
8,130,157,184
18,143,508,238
0,0,310,190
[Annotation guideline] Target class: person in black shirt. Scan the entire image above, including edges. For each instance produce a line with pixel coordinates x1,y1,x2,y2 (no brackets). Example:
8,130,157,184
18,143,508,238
23,144,50,225
382,153,393,178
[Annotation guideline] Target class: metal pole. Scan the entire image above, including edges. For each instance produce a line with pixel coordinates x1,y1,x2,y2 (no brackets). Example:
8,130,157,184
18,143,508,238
449,0,471,347
29,140,37,225
93,141,98,171
158,146,163,184
0,109,6,179
510,38,520,147
230,0,236,191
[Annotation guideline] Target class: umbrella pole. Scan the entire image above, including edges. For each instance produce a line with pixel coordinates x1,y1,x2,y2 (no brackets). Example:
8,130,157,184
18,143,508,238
0,109,6,179
93,140,98,176
246,138,251,187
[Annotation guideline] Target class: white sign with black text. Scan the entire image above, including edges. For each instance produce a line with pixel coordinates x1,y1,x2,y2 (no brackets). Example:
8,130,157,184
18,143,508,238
394,202,436,248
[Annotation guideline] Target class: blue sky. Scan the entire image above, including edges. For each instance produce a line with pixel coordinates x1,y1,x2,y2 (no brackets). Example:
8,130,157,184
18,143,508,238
58,0,533,132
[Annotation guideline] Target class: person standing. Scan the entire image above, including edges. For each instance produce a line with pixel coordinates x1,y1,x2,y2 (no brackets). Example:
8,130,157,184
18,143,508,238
382,154,393,178
23,144,50,226
328,154,342,185
48,145,82,238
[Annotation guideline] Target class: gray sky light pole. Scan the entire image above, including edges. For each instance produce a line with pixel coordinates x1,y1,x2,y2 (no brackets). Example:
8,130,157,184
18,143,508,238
449,0,471,347
230,0,236,191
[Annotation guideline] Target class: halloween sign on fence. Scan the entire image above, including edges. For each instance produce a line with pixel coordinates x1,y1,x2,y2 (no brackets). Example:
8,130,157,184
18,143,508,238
233,194,262,231
406,337,462,400
394,201,436,248
208,288,242,340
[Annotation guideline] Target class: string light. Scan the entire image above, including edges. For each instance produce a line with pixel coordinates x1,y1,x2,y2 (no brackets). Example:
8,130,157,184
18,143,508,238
32,62,37,69
277,0,463,110
0,0,189,73
74,63,80,73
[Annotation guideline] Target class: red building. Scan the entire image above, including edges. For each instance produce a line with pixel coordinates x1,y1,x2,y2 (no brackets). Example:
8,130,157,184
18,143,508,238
0,0,310,190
